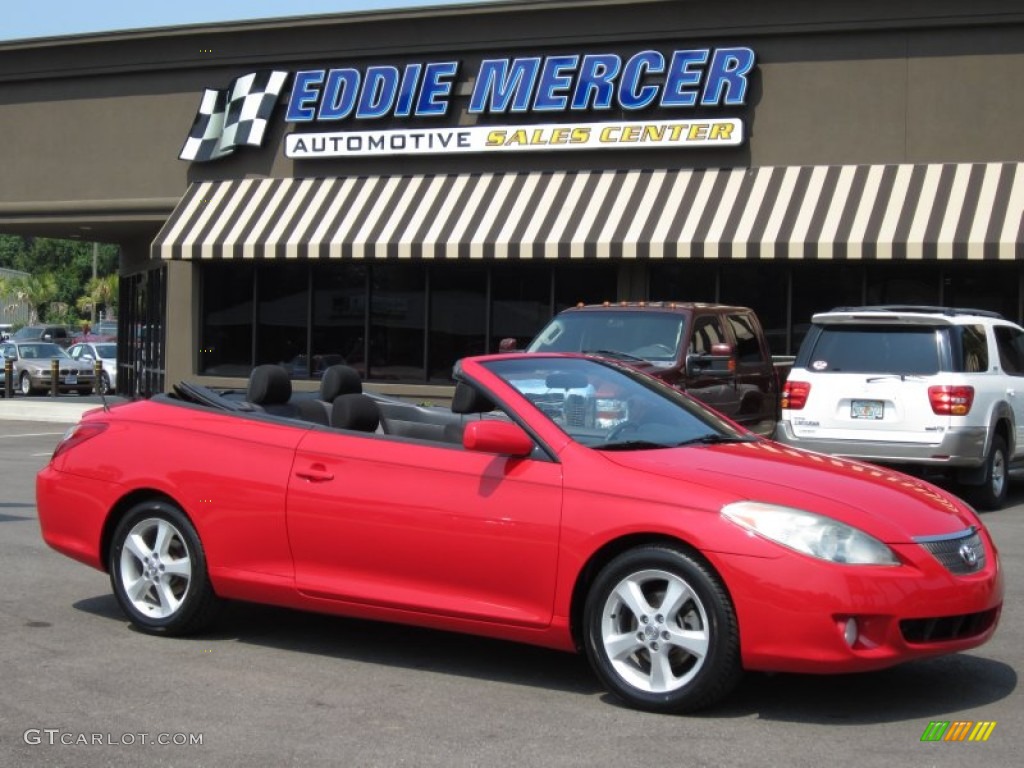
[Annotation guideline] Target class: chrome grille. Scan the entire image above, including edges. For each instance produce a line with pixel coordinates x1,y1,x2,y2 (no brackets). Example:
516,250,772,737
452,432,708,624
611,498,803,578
915,528,985,575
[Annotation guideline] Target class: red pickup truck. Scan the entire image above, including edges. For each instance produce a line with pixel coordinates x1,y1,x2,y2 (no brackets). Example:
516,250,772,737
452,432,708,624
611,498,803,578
515,302,787,437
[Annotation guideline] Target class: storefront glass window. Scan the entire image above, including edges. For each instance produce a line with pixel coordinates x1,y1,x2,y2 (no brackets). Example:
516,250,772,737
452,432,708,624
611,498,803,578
791,264,865,352
942,265,1020,323
865,264,939,307
312,262,368,378
718,262,788,357
429,262,487,383
647,262,718,304
553,262,619,313
369,263,426,381
256,263,309,374
492,263,552,351
200,261,255,377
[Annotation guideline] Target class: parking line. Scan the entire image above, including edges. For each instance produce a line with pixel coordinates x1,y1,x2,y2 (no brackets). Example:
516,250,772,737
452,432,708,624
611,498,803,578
0,433,65,439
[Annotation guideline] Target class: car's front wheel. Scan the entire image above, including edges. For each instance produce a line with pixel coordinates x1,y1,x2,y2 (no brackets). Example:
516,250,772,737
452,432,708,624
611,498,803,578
19,372,35,396
108,501,220,635
98,371,111,395
583,546,742,714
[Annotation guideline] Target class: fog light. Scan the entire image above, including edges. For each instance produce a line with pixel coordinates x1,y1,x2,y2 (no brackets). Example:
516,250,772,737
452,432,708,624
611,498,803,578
844,618,859,647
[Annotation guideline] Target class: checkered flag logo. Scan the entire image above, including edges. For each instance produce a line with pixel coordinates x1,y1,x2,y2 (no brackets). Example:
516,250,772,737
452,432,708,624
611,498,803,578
179,71,289,162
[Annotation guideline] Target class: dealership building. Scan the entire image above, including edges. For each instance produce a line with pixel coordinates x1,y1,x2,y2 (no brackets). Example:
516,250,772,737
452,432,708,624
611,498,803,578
1,0,1022,397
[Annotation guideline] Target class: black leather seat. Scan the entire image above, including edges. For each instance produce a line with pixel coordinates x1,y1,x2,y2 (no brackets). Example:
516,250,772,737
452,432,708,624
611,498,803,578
331,393,381,433
246,364,298,417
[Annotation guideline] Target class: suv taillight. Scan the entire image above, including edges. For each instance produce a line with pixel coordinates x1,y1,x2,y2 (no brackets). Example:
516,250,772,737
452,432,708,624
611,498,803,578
782,380,811,410
928,385,974,416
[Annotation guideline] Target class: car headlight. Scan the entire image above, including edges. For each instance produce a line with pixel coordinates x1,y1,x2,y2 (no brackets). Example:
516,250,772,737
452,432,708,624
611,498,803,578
721,501,899,565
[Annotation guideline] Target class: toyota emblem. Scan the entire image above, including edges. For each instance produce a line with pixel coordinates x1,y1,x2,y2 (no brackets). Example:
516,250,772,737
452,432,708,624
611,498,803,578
958,542,979,567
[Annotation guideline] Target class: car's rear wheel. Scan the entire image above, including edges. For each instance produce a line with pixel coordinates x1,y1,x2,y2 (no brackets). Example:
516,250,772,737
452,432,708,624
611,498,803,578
970,435,1008,511
109,501,220,635
19,372,35,396
583,546,741,714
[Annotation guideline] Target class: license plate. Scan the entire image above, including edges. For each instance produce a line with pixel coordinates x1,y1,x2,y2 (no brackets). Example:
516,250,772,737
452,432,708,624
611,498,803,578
65,375,77,385
851,399,883,420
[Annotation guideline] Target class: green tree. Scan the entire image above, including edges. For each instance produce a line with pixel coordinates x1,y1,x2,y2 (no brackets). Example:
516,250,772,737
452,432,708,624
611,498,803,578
76,274,119,323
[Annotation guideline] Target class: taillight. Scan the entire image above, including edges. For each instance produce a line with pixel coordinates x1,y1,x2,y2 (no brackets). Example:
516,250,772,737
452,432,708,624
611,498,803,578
782,380,811,410
51,421,108,461
929,385,974,416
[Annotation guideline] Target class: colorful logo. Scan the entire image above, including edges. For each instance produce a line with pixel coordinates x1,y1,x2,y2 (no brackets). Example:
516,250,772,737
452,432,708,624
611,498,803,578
920,721,997,742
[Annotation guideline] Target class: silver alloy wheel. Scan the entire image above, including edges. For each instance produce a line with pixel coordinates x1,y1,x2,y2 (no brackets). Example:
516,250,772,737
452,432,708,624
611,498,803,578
991,446,1006,499
118,517,193,619
20,372,32,395
600,568,711,694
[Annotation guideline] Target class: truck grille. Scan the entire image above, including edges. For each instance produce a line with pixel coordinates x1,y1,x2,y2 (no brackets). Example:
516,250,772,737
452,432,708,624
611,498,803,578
914,528,985,575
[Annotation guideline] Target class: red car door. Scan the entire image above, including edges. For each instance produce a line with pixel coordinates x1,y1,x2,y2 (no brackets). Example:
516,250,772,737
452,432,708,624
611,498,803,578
286,428,563,628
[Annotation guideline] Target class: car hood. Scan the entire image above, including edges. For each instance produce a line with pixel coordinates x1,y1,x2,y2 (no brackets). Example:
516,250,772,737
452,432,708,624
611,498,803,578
598,440,978,542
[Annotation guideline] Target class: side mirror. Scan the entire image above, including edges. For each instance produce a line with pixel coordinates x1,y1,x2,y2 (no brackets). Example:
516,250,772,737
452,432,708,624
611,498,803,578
499,337,518,352
42,334,52,341
463,420,534,457
686,343,736,377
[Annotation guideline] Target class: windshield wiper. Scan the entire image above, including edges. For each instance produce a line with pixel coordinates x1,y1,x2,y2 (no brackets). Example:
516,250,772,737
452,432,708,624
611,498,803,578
595,440,671,451
673,434,755,447
865,374,928,382
582,349,645,363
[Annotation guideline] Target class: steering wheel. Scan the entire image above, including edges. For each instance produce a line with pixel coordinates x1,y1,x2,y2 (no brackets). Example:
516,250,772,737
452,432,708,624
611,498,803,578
605,422,641,443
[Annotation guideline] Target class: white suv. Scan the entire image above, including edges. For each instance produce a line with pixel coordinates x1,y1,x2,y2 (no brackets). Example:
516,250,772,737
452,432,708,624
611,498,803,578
775,306,1024,509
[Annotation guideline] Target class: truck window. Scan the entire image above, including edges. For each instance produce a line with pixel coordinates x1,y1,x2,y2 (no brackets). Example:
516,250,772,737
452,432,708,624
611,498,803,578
689,316,727,355
725,313,764,363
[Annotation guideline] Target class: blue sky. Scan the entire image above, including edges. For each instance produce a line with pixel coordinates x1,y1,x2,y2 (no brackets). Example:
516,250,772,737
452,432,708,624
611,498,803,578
1,0,485,41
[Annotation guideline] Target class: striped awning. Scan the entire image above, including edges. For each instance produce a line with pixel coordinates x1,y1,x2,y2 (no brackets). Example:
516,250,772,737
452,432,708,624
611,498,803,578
153,162,1024,261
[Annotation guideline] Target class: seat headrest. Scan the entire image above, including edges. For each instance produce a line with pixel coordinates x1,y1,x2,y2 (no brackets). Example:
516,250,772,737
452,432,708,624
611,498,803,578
451,382,495,414
247,364,292,405
331,393,380,433
320,364,362,401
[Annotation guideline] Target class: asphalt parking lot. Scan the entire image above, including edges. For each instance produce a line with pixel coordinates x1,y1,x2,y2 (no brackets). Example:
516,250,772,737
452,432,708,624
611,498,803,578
0,417,1019,768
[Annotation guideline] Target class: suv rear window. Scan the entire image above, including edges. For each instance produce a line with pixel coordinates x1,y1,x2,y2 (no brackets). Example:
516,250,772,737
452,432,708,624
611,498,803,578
801,325,942,375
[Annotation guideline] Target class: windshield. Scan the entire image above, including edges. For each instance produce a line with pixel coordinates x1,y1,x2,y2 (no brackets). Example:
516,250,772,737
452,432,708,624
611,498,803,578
526,311,685,365
482,356,750,450
17,343,70,360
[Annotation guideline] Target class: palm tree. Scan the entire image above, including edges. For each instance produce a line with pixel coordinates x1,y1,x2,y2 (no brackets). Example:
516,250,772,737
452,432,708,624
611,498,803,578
76,274,119,323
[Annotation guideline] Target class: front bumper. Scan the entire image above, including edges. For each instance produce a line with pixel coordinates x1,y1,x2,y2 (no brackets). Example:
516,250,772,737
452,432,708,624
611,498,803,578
774,420,988,468
28,370,95,390
713,532,1003,674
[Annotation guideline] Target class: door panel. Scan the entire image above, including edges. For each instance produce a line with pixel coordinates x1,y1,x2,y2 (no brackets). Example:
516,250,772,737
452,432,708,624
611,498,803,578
287,430,563,627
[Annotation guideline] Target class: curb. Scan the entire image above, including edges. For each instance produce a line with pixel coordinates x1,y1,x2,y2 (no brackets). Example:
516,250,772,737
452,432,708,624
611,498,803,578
0,398,100,424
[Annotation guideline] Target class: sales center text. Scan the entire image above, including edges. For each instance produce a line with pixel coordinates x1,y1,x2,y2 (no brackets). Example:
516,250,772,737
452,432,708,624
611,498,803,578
294,121,738,155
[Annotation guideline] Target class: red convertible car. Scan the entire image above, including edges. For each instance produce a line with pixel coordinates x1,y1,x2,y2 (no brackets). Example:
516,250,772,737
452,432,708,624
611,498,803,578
37,354,1003,713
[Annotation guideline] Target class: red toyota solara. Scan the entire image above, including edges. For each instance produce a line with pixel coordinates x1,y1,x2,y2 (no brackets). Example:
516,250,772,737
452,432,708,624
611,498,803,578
37,354,1002,714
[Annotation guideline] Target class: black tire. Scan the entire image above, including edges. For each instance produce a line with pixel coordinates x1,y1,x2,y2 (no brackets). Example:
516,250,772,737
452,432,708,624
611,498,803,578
108,501,220,635
19,372,35,396
583,546,742,714
970,435,1008,511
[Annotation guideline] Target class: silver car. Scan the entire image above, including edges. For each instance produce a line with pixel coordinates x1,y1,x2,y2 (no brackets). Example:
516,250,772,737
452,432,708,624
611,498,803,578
0,341,95,395
68,341,117,395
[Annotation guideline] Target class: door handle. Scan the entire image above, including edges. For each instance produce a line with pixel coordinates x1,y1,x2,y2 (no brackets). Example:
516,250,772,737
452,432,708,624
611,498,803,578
1008,389,1016,398
295,463,334,482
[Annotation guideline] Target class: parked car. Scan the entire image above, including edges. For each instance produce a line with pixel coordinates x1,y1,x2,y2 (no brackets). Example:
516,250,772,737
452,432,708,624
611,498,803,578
518,302,788,437
776,305,1024,509
67,341,117,394
37,354,1002,713
0,340,96,395
12,324,73,347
